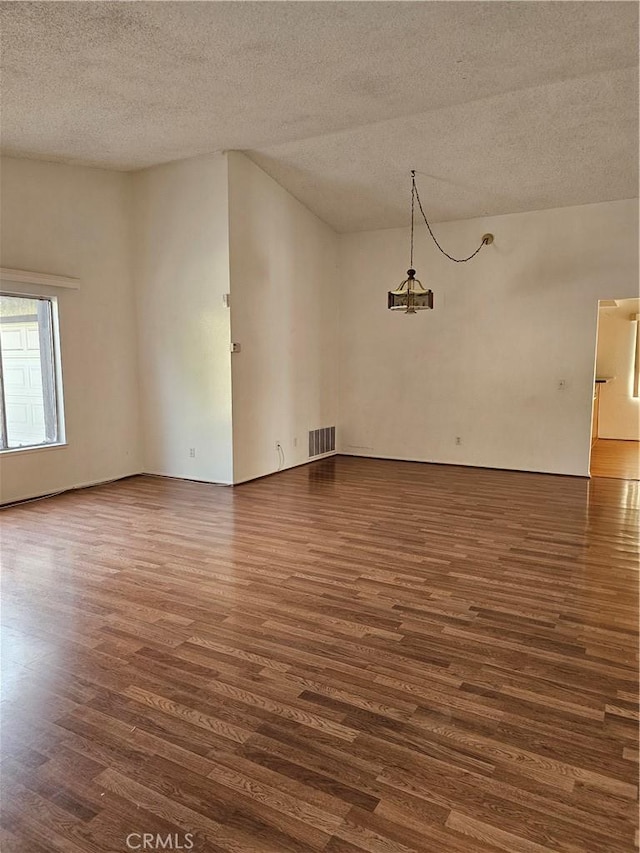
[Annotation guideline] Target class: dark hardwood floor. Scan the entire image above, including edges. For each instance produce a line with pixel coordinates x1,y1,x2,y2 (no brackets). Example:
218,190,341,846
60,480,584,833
1,456,638,853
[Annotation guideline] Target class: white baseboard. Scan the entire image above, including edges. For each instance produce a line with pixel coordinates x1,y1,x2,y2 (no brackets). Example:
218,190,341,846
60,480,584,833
338,450,588,478
142,472,233,486
232,451,337,485
0,471,143,508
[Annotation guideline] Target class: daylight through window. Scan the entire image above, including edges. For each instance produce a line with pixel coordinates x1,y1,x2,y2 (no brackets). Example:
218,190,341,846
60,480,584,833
0,294,63,450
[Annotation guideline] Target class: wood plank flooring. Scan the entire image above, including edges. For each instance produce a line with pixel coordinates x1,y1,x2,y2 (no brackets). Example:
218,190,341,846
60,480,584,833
591,439,640,481
1,457,638,853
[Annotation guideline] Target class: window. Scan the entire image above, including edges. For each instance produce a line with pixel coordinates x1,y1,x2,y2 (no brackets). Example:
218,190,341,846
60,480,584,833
0,294,64,451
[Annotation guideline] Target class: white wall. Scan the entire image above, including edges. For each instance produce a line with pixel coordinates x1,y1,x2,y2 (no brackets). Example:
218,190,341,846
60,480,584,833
133,154,234,484
2,155,636,501
0,157,141,504
596,298,640,440
339,199,639,477
228,152,338,483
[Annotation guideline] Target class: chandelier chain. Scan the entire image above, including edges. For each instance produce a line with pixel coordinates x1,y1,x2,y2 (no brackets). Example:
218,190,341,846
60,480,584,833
410,171,415,269
411,173,488,263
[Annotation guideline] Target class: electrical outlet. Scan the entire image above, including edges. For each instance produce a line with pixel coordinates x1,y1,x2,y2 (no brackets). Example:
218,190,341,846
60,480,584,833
455,436,462,445
189,448,196,458
293,437,298,448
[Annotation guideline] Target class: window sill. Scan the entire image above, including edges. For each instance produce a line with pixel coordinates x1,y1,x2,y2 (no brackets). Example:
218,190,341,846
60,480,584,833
0,442,68,457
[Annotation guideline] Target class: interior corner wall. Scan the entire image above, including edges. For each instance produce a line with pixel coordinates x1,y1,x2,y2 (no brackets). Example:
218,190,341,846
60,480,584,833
595,301,640,440
227,152,339,484
338,198,639,477
133,154,234,484
0,156,141,504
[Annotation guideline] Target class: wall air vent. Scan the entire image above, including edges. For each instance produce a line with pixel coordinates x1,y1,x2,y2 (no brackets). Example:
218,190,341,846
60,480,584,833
308,426,336,458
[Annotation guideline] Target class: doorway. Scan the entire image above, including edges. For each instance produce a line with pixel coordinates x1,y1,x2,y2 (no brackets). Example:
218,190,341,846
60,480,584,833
590,298,640,480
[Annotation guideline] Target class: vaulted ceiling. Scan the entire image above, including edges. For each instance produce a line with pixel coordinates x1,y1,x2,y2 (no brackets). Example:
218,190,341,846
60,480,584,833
1,1,637,231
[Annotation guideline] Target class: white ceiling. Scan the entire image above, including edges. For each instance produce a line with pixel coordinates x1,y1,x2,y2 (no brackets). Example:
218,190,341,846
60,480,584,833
1,1,637,231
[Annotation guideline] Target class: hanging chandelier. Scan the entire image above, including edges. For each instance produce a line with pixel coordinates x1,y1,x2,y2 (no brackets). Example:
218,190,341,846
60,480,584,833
388,170,494,314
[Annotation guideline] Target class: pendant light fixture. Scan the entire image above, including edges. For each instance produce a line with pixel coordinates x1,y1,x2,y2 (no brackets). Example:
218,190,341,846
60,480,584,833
388,170,494,314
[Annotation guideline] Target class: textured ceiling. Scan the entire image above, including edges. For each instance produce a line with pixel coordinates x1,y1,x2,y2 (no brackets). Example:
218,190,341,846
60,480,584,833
1,1,637,231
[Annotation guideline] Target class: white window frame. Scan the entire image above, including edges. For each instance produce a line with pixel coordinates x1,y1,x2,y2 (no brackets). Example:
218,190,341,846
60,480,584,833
0,268,76,454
